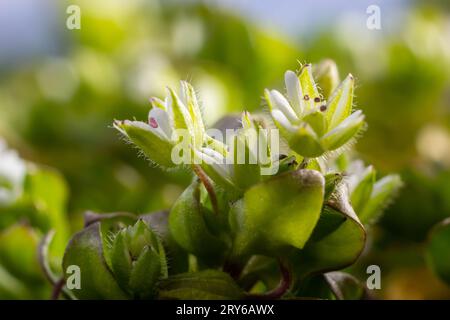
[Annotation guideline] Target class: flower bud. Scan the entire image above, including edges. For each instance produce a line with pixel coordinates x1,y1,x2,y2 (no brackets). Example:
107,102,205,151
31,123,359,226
110,220,167,299
314,59,340,98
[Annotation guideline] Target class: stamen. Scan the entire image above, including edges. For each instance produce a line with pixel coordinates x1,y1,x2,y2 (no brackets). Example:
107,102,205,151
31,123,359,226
314,97,321,103
320,105,327,112
304,95,310,101
149,117,158,128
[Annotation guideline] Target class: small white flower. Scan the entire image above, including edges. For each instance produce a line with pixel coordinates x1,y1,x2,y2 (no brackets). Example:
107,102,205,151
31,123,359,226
0,139,26,206
265,63,365,157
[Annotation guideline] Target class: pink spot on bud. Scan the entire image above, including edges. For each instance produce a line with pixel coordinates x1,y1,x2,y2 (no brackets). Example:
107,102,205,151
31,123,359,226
149,117,158,128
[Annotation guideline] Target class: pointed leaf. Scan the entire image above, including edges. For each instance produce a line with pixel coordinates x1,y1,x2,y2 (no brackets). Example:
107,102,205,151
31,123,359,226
128,246,161,299
359,174,402,224
350,166,376,214
326,74,354,129
114,120,175,168
320,111,365,151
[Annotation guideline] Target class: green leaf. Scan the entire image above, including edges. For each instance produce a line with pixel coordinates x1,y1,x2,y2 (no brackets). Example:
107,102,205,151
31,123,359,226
358,174,402,224
110,231,132,291
128,246,161,299
426,218,450,285
229,169,324,257
0,264,29,299
96,212,137,271
62,222,129,299
291,183,366,279
320,111,365,151
325,74,354,129
158,270,244,300
114,120,175,168
169,182,227,260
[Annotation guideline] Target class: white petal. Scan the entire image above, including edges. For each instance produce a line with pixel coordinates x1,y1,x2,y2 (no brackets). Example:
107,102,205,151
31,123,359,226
124,120,169,142
270,90,299,122
285,70,304,116
201,147,225,163
271,109,295,132
0,144,26,205
194,149,232,180
148,108,173,140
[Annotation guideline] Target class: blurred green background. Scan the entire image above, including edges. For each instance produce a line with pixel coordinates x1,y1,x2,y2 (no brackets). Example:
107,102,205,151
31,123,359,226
0,0,450,299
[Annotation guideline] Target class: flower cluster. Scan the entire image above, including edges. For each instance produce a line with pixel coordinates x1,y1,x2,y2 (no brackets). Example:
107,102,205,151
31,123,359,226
54,60,403,300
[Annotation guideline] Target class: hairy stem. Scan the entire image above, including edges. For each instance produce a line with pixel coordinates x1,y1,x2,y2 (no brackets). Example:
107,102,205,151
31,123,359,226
192,164,219,215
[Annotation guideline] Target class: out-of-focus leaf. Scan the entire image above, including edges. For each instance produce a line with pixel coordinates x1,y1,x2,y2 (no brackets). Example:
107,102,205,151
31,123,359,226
62,222,129,299
229,169,324,257
24,167,70,258
158,270,244,300
0,264,29,299
350,166,376,214
313,59,339,98
359,174,402,224
427,218,450,285
0,223,43,282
